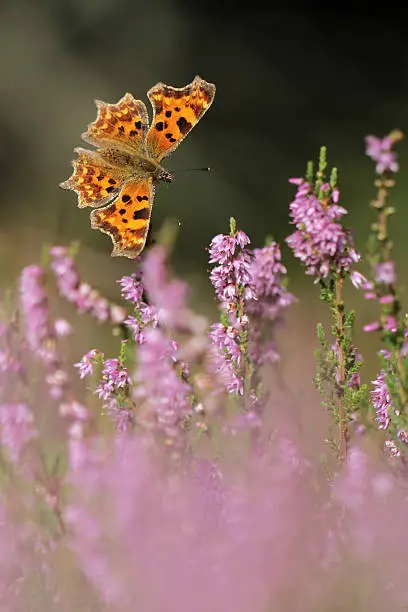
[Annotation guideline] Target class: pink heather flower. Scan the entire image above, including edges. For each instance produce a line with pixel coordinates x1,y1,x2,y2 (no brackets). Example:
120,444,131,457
241,242,295,366
0,502,49,607
333,447,370,510
348,371,361,389
0,403,37,465
384,439,401,458
286,180,360,278
378,294,395,305
133,327,192,447
118,274,144,304
208,322,244,395
124,312,157,344
208,230,256,394
50,246,126,324
401,329,408,357
365,135,399,174
248,242,295,320
119,271,158,343
0,323,20,374
384,316,397,332
74,349,101,379
20,265,56,357
371,371,393,430
236,230,250,248
141,246,189,330
208,234,237,264
374,261,396,285
350,270,369,289
209,232,254,307
20,265,69,398
363,321,381,332
331,446,408,600
60,400,89,422
95,358,131,401
64,433,325,611
54,318,72,337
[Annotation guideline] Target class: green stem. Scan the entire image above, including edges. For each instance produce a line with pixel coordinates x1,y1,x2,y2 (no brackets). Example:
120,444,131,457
335,276,348,460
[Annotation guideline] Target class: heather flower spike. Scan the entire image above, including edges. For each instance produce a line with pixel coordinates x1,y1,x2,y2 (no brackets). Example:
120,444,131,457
208,217,293,412
365,130,403,175
286,147,367,461
50,246,126,324
363,130,408,454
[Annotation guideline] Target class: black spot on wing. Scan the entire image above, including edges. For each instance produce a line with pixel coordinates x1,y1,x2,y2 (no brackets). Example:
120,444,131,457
133,208,150,221
176,116,192,135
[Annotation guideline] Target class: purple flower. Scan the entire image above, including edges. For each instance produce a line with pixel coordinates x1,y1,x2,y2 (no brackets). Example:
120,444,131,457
54,318,72,337
101,396,134,432
142,246,189,329
371,371,392,430
286,181,360,278
348,371,361,389
248,242,295,320
207,229,256,394
20,265,69,398
401,329,408,357
50,246,126,324
384,316,397,332
363,321,381,333
378,294,395,305
95,358,131,401
0,323,20,374
0,403,37,465
374,261,396,285
118,274,144,305
365,135,399,174
74,349,101,379
20,265,55,355
208,322,244,395
371,370,408,455
119,271,158,343
384,439,401,458
209,232,254,307
239,241,295,367
208,232,253,393
350,271,369,290
60,400,89,422
133,327,192,447
208,234,237,265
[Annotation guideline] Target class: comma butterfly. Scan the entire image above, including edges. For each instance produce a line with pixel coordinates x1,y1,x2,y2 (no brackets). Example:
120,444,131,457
60,75,216,258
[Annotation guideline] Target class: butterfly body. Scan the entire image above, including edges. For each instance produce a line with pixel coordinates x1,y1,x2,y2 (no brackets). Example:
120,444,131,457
97,146,174,183
60,75,215,258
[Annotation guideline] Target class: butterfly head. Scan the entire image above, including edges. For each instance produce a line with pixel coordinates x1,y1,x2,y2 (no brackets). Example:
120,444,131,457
155,166,174,183
138,156,174,184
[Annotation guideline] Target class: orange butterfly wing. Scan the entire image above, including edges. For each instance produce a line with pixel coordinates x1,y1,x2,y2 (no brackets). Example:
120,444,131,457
146,75,216,161
59,148,125,208
82,93,149,154
90,178,154,258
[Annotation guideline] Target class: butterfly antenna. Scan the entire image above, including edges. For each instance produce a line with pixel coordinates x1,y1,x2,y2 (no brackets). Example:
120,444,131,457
171,166,212,174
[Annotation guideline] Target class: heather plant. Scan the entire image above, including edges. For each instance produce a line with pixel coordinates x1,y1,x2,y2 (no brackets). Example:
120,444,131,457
2,132,408,610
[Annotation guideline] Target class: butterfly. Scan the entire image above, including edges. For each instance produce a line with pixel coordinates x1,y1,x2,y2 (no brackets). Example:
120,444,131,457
60,75,216,258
